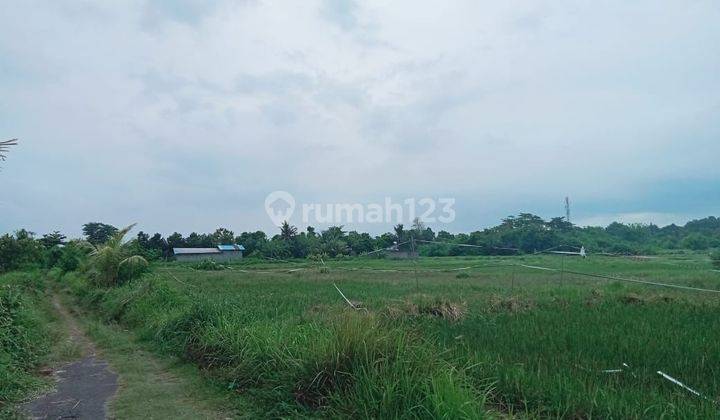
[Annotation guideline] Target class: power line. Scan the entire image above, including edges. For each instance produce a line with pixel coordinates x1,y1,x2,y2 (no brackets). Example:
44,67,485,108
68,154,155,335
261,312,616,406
518,263,720,294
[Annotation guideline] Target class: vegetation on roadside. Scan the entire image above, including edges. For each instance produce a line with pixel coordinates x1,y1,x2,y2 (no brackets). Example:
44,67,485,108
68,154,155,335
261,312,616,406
0,271,56,414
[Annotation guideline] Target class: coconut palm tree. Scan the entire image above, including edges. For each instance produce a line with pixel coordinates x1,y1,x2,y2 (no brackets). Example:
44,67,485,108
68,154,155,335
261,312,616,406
0,138,18,163
87,223,148,286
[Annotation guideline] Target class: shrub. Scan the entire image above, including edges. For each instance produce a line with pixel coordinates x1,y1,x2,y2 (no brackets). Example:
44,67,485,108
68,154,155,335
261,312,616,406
711,250,720,269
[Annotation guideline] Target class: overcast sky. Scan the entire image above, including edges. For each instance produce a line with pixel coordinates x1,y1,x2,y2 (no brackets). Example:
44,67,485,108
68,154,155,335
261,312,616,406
1,0,719,237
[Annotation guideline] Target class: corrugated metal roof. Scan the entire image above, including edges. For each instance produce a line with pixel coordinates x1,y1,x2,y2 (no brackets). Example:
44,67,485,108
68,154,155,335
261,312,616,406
173,248,221,255
218,244,245,251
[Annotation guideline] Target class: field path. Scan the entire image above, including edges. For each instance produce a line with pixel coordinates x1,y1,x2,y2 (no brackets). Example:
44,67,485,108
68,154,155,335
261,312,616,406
22,295,119,419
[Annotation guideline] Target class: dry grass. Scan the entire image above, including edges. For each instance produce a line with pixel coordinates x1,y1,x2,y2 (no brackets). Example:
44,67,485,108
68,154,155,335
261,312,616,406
384,296,467,322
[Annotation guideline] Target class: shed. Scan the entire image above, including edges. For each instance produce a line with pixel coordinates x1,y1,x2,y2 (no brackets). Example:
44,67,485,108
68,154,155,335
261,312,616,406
173,244,245,262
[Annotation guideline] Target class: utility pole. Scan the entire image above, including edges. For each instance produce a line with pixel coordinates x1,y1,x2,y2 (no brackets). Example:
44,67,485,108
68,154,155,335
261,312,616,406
411,235,419,292
565,196,571,224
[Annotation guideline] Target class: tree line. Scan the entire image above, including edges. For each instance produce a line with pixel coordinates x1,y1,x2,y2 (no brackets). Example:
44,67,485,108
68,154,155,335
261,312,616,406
1,214,720,273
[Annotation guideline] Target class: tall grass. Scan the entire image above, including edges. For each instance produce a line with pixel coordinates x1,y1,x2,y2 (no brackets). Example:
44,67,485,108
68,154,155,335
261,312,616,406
297,314,485,417
67,273,489,418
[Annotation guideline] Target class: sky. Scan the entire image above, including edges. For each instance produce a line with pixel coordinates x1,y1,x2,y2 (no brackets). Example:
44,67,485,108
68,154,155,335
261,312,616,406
1,0,719,238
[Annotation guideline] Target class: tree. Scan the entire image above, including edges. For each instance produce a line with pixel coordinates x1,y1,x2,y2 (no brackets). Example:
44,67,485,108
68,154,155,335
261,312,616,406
393,224,405,241
212,227,235,245
134,232,167,260
393,224,408,249
40,231,66,248
347,231,374,255
83,222,118,245
548,217,572,232
136,231,150,248
148,233,167,253
321,226,345,242
0,138,18,164
279,221,297,241
186,232,213,247
0,231,44,272
437,230,455,242
681,234,710,251
235,231,267,255
166,232,185,249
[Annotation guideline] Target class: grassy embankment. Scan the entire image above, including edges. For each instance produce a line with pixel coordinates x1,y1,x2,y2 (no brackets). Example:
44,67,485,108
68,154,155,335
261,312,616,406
64,253,720,418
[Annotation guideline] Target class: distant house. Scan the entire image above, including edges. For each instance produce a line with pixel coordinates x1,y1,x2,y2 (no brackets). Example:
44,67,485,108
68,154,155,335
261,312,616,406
173,244,245,262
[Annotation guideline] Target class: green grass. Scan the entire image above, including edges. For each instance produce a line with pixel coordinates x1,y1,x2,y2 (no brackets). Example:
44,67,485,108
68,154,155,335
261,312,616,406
64,254,720,418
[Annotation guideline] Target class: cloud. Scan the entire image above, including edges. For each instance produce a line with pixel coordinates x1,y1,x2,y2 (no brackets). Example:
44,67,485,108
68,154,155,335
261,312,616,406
0,0,718,237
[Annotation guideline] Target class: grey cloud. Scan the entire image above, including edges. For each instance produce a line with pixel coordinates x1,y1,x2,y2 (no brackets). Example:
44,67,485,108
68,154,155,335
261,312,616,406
1,0,719,237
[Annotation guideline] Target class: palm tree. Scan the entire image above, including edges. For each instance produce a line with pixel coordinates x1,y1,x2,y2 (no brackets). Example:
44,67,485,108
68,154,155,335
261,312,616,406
0,138,18,163
87,223,148,286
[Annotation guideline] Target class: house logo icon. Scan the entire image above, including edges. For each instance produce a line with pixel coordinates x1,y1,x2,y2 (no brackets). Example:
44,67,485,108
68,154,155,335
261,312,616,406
265,191,296,226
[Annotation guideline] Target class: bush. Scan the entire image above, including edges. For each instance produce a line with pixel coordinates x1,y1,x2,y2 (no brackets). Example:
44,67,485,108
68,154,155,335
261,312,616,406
711,251,720,269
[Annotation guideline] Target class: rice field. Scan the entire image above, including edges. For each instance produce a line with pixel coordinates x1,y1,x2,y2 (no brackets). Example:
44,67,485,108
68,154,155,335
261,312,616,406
68,253,720,418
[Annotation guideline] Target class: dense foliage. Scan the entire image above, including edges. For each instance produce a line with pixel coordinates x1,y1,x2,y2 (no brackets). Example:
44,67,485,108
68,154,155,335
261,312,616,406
1,215,719,271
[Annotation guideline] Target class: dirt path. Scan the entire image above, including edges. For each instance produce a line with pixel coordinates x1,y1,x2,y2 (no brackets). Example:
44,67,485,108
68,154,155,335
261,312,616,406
21,296,119,419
